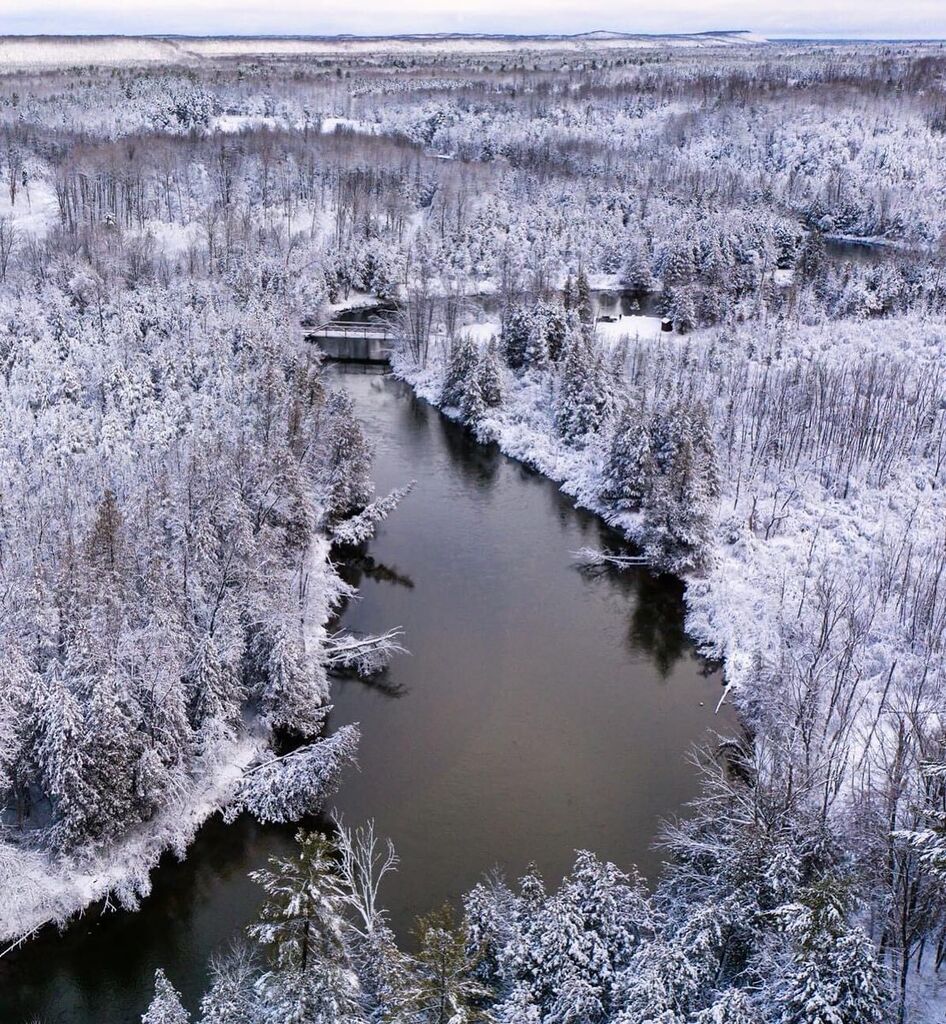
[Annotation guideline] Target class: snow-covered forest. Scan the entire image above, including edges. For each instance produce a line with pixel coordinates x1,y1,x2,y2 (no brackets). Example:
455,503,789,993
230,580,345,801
2,32,946,1024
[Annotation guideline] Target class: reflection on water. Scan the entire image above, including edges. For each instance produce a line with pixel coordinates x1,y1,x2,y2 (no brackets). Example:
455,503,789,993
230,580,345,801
319,370,736,941
1,816,300,1024
1,368,737,1024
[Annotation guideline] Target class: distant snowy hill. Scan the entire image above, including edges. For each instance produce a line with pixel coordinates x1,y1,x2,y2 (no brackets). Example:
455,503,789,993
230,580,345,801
0,30,768,69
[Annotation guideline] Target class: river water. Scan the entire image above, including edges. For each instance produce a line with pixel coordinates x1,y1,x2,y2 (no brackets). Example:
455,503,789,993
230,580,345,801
1,367,735,1023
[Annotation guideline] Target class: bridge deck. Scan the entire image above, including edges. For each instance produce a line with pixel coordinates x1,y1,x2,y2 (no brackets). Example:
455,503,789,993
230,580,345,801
306,320,394,364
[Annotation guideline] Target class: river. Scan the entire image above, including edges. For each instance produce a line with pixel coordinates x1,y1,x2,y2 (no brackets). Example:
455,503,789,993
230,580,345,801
0,366,735,1023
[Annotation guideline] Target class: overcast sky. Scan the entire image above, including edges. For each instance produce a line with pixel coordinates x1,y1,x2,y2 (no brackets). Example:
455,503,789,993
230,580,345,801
5,0,946,40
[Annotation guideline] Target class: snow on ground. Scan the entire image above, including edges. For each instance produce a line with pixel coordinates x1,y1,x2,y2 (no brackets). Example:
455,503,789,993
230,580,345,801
0,732,265,946
395,316,946,745
0,178,59,239
0,537,348,947
0,36,182,69
455,314,667,348
210,114,288,134
594,315,666,345
207,111,379,136
458,321,502,345
140,219,205,258
0,31,769,72
185,32,768,59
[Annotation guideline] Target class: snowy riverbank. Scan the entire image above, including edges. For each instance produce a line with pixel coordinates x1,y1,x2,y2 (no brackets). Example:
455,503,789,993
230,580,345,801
0,731,266,947
392,317,946,737
0,532,349,947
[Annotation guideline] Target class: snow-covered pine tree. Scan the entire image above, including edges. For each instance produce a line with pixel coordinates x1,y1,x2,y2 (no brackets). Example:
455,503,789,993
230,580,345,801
612,939,702,1023
186,634,241,735
602,402,654,511
774,224,801,270
412,903,491,1024
442,334,479,409
668,287,697,334
799,229,827,283
556,322,606,445
691,403,721,503
0,650,37,827
142,969,190,1024
776,883,888,1024
690,988,761,1023
539,851,647,1022
563,274,576,313
522,324,549,372
657,239,695,288
253,622,326,736
459,365,487,427
543,303,569,362
477,338,505,408
320,391,373,522
37,677,99,852
576,267,594,329
501,305,534,370
250,830,364,1024
644,432,715,573
230,726,359,824
556,328,591,443
620,241,654,295
586,348,616,431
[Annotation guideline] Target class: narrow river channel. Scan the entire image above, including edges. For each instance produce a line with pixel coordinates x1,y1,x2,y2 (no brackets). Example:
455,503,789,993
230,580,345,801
1,365,736,1024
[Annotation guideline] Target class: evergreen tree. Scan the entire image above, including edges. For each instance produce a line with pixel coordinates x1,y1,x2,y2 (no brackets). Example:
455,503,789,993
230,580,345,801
800,229,827,283
556,328,595,444
644,432,715,573
691,988,761,1024
657,241,695,288
576,267,594,328
501,306,534,370
143,969,190,1024
0,651,37,827
413,903,491,1024
620,242,654,295
774,224,801,270
199,947,262,1024
691,404,722,503
602,403,653,511
522,325,549,372
186,634,241,734
254,623,325,736
477,339,505,409
668,287,697,334
563,274,577,313
37,677,99,852
777,883,888,1024
538,852,647,1022
442,335,479,409
459,367,487,427
321,392,373,521
543,304,569,362
613,939,702,1022
556,316,615,446
250,830,364,1024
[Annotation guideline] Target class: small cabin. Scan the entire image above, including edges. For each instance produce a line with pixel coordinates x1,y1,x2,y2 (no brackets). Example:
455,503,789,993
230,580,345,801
660,317,673,333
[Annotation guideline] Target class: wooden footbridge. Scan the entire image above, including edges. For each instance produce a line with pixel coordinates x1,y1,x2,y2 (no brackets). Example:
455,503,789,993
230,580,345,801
305,317,395,364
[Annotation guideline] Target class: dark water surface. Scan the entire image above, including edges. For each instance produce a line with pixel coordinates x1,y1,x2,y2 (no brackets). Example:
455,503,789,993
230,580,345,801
1,369,735,1023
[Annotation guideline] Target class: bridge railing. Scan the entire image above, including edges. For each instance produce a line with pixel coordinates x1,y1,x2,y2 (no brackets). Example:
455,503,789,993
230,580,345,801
309,320,394,340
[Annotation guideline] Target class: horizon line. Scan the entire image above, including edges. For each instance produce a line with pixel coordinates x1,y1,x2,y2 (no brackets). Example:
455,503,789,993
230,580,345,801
0,29,944,41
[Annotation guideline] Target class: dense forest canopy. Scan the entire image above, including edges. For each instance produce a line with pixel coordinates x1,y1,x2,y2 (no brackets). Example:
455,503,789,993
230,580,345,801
0,34,945,1024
